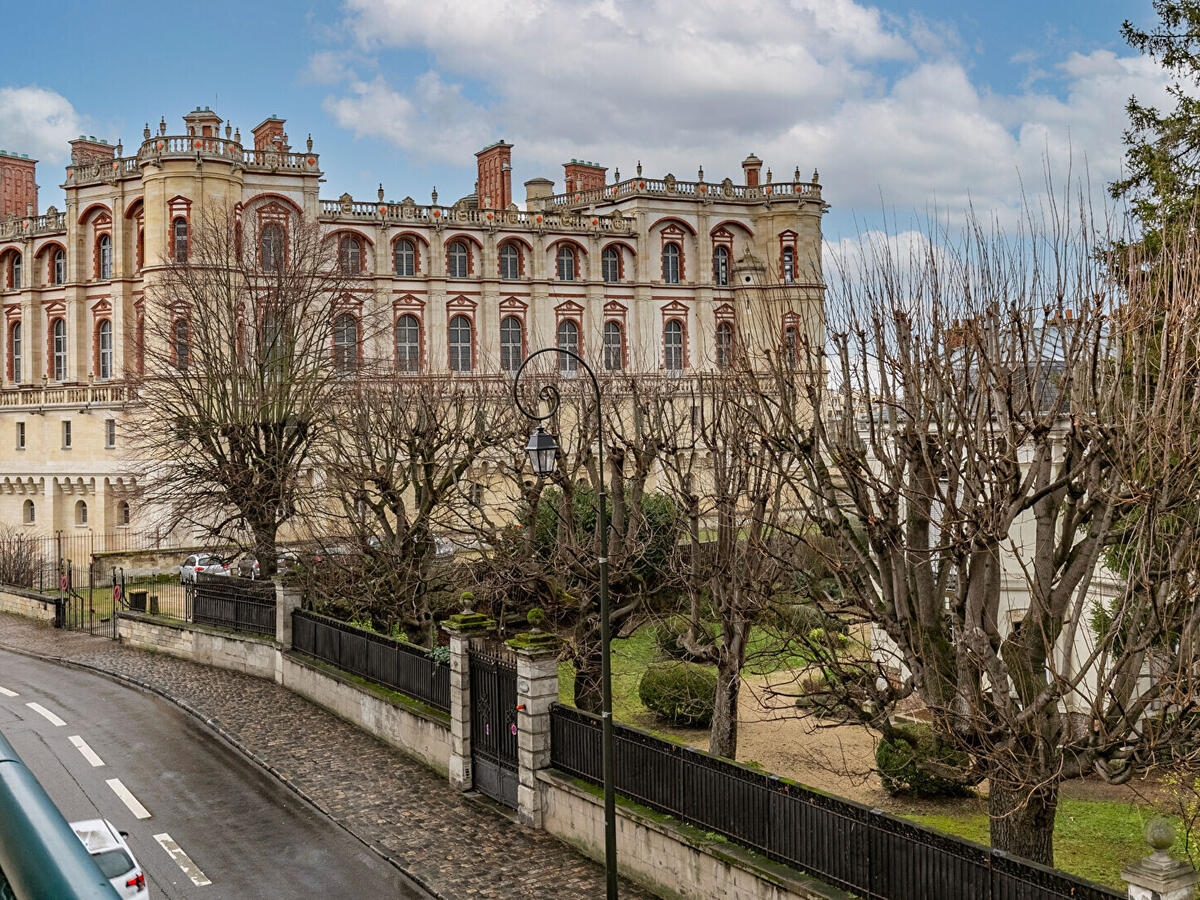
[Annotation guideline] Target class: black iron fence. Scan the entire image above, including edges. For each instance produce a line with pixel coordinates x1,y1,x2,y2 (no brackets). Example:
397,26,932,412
550,704,1122,900
291,610,450,712
191,574,276,637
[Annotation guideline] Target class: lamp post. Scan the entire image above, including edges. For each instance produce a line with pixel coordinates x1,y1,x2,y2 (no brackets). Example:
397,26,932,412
513,347,617,899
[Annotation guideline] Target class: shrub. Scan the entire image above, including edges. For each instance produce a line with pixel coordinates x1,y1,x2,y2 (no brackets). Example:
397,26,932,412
876,722,972,798
638,662,717,728
652,614,716,661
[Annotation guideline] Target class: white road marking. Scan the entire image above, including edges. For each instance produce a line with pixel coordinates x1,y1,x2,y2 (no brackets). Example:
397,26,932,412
106,778,151,819
68,735,105,767
25,702,65,727
154,833,211,886
0,685,17,697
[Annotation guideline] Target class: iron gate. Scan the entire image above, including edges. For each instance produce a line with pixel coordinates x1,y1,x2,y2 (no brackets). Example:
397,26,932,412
57,560,123,639
468,641,519,808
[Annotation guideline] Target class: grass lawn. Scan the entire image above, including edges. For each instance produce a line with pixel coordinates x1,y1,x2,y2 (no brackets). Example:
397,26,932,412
907,797,1187,889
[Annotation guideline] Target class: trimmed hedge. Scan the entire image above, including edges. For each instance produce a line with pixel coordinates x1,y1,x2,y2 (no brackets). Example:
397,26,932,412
876,721,973,798
638,662,717,728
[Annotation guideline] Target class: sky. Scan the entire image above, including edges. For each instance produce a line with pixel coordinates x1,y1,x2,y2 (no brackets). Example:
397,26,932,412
0,1,1175,245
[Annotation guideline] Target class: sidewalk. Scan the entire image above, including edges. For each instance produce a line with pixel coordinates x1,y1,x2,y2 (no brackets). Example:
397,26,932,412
0,613,654,899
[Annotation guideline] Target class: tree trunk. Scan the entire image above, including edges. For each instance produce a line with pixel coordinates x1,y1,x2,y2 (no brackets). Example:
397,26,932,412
988,779,1058,867
573,646,604,713
253,525,278,579
709,653,741,758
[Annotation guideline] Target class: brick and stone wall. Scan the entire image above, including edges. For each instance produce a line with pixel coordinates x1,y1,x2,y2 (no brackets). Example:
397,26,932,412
0,586,55,621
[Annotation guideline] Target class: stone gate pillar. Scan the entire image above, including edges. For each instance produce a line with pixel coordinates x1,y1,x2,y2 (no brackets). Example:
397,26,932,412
442,610,493,791
274,580,303,684
1123,819,1200,900
508,623,559,828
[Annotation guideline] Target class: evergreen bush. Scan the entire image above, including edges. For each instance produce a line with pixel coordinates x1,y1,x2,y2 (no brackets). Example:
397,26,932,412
637,662,717,728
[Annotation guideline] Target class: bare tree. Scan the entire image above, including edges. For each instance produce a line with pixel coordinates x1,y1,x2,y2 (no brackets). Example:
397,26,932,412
773,203,1200,865
312,375,520,644
0,525,39,589
130,204,367,575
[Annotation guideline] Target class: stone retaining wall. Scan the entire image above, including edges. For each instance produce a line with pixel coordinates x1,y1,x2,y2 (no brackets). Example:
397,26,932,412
0,587,56,621
538,770,849,900
117,613,277,679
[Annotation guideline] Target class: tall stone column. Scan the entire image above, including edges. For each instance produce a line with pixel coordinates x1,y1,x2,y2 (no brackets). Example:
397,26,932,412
1123,819,1200,900
442,610,493,790
273,580,303,684
508,620,559,828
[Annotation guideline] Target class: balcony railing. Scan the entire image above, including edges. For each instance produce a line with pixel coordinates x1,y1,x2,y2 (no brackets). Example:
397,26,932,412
0,382,132,408
0,211,68,240
542,176,822,208
318,198,634,234
61,138,323,187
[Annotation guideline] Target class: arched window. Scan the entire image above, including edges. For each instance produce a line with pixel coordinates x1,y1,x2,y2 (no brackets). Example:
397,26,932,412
556,245,576,281
339,235,362,274
98,234,113,279
601,247,620,283
332,313,359,374
499,243,520,280
395,314,420,372
136,230,144,272
394,239,415,276
715,321,734,369
448,314,473,372
447,241,469,278
500,315,523,372
52,318,67,381
664,319,684,374
11,253,21,290
75,500,87,526
23,499,34,524
603,321,624,371
98,320,113,380
172,218,188,263
10,322,21,382
261,223,285,272
173,318,190,372
52,249,65,285
662,243,680,284
556,320,579,375
712,245,729,286
117,500,131,527
782,246,795,284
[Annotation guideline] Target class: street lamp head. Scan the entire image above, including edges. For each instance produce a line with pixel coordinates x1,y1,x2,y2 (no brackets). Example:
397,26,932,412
525,426,559,477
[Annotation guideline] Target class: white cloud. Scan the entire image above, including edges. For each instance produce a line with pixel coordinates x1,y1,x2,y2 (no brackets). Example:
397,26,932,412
314,0,1173,230
0,86,84,164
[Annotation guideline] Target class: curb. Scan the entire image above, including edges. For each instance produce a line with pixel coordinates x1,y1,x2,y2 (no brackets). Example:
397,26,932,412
0,638,445,900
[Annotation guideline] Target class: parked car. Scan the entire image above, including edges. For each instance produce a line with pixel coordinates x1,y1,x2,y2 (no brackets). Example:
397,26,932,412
236,549,301,579
70,818,149,899
179,553,230,584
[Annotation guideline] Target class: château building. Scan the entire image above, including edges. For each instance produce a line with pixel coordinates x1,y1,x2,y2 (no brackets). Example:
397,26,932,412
0,106,825,542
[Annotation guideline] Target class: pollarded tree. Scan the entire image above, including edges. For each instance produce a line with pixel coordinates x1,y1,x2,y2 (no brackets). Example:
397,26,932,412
131,204,369,576
773,203,1200,866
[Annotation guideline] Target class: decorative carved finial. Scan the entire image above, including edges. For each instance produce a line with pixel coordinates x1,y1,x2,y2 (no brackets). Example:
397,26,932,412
794,165,801,181
378,183,385,202
698,164,704,181
812,168,819,184
614,167,620,181
143,123,151,141
636,160,642,176
116,141,123,156
766,168,772,184
307,133,313,152
225,124,232,139
234,127,241,143
431,186,438,204
159,116,166,135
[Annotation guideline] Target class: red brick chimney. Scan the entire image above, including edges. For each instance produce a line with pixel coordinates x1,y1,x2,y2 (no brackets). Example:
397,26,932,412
68,136,115,166
742,153,762,187
0,150,37,218
475,140,513,210
563,159,606,195
252,116,289,152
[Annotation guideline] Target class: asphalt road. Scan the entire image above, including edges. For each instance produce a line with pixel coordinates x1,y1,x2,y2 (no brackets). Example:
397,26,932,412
0,648,430,899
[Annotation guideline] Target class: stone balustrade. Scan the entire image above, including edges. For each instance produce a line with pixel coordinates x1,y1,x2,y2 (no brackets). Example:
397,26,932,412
318,198,635,234
0,382,132,409
0,210,68,240
543,175,822,208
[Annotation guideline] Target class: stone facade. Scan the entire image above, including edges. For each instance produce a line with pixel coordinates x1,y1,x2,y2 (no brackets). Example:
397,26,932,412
0,106,825,545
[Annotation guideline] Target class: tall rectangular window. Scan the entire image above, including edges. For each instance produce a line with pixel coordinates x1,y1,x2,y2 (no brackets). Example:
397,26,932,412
10,322,20,383
16,421,25,450
52,319,67,382
105,418,116,449
62,420,72,449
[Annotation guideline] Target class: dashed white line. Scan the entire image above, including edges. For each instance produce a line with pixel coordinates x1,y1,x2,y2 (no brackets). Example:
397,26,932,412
105,778,151,819
0,685,17,697
25,702,65,727
68,735,105,767
154,833,211,887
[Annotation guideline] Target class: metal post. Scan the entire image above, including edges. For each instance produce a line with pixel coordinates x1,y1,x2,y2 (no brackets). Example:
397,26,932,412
514,348,618,898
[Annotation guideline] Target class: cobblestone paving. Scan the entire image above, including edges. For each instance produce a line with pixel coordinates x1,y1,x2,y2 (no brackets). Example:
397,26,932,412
0,613,655,899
